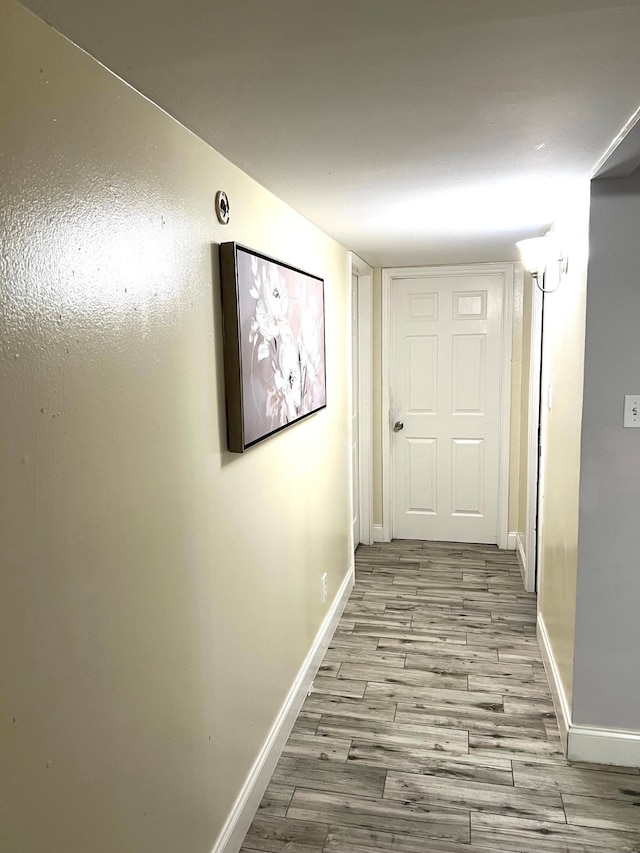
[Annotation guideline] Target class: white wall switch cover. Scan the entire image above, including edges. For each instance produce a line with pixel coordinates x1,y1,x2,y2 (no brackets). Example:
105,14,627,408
623,395,640,428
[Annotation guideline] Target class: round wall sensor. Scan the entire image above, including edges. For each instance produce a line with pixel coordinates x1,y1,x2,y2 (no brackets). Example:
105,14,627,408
215,190,230,225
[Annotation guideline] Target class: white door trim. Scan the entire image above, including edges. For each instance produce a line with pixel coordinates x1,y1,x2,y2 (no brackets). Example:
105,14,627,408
381,274,392,542
524,276,543,591
349,253,373,546
381,263,514,547
497,265,515,549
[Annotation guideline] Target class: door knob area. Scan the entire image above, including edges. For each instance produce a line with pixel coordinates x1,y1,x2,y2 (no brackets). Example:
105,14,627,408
393,421,404,432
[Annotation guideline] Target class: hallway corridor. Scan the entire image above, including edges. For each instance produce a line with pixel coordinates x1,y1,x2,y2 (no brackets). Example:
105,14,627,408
240,541,640,852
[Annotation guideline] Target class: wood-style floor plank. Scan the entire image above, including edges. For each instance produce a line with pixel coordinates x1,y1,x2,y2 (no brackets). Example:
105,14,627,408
285,788,470,843
271,755,386,798
395,704,548,738
404,651,534,679
316,714,468,751
339,660,468,691
384,771,567,823
242,815,328,853
563,793,640,831
513,760,640,801
351,747,513,784
240,539,640,853
281,732,352,762
324,825,501,853
310,675,367,698
471,812,640,852
322,647,406,668
255,782,294,818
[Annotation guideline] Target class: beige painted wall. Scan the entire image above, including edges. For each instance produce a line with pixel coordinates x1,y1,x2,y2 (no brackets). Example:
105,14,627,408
0,2,351,850
537,190,591,711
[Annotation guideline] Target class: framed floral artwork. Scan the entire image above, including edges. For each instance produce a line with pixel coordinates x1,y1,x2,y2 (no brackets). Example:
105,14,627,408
219,242,327,452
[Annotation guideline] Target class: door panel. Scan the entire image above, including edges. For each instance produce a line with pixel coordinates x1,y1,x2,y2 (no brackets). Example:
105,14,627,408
406,292,438,321
391,271,505,543
406,438,437,513
407,336,437,412
452,334,486,414
454,290,487,320
451,438,484,516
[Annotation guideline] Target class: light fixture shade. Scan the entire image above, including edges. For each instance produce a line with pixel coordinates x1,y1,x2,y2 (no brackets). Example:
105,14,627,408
516,236,548,276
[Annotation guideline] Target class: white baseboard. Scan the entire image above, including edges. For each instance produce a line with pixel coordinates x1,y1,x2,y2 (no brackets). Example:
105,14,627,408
211,561,355,853
537,614,640,767
515,532,527,585
537,614,571,754
568,724,640,767
373,525,385,543
506,531,517,550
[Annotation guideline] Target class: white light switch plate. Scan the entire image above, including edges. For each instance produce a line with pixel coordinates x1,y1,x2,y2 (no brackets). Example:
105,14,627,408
623,395,640,428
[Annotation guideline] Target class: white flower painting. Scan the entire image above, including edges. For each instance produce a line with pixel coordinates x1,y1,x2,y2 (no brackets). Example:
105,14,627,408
237,247,326,448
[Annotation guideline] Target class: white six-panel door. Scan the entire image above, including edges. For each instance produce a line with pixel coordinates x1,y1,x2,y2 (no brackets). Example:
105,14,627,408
390,268,507,543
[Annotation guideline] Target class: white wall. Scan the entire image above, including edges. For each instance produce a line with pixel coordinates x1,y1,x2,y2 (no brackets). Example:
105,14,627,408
573,173,640,731
0,1,351,850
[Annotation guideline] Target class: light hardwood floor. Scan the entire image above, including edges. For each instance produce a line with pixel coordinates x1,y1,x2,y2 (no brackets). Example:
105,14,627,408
240,540,640,853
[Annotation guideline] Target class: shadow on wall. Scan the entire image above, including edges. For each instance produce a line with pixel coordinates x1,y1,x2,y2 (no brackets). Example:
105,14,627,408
210,243,234,465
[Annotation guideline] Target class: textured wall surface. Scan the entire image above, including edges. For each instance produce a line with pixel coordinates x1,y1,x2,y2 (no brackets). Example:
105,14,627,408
0,1,351,850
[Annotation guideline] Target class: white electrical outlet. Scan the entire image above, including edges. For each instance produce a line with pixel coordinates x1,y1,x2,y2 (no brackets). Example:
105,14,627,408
321,572,328,605
623,395,640,428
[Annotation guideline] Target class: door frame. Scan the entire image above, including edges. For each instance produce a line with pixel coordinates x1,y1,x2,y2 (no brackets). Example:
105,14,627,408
349,253,374,546
381,263,514,547
522,278,544,591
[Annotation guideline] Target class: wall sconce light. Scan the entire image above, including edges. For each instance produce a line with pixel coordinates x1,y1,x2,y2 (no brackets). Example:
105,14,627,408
516,232,568,293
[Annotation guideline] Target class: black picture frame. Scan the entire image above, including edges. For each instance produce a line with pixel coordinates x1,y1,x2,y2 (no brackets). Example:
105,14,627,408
219,242,327,453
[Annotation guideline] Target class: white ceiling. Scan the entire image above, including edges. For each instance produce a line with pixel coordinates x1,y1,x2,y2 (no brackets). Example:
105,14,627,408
22,0,640,266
